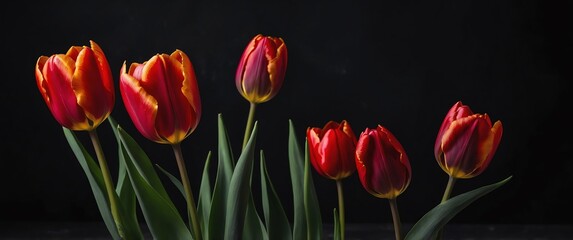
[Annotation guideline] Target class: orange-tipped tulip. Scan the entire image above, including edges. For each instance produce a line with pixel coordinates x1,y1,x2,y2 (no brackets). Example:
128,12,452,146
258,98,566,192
355,125,411,199
307,120,357,180
35,40,115,131
120,49,201,144
434,101,503,179
235,34,287,104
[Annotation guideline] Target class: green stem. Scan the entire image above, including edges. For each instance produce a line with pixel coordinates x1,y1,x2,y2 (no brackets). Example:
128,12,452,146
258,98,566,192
441,176,457,203
336,180,346,240
88,130,124,238
172,143,202,240
388,198,403,240
436,175,457,240
242,102,257,150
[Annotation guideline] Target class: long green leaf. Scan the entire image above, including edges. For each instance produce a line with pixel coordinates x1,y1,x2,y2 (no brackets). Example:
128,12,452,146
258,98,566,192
117,127,192,240
116,127,172,202
63,128,121,240
304,140,323,240
405,176,512,239
108,117,144,240
242,195,267,240
224,122,258,240
260,151,292,240
208,114,236,240
287,120,307,239
156,164,185,197
197,151,213,238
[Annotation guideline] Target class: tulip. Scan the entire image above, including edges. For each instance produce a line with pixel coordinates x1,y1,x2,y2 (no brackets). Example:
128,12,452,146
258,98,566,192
355,125,411,199
119,49,201,145
307,120,357,240
235,34,287,104
235,34,288,149
434,101,503,179
434,101,503,240
307,120,357,180
120,49,203,240
35,40,129,237
355,125,411,240
35,40,114,131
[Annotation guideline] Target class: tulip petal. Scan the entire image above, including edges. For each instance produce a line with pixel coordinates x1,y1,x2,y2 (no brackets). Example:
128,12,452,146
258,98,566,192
73,47,113,126
42,55,89,130
120,63,163,143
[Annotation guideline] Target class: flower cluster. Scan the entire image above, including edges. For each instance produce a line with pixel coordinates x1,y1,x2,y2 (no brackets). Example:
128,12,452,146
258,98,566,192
35,35,510,240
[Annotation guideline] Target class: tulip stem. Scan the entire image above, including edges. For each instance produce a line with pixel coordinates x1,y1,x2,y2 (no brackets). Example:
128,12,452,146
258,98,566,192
88,130,125,238
336,180,346,240
172,143,202,240
436,176,457,240
388,198,403,240
441,175,457,202
242,102,257,149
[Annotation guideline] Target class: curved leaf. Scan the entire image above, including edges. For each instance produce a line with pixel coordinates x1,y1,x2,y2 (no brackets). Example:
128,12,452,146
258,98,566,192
208,114,236,240
109,117,144,240
63,128,120,240
197,151,213,237
224,122,258,240
260,151,292,240
117,127,192,240
405,176,512,239
287,120,307,239
304,140,323,240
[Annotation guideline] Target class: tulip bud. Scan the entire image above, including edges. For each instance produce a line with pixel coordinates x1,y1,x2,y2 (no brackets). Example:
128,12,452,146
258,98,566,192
120,49,201,144
307,120,357,180
35,40,115,131
434,101,503,179
355,125,411,199
235,34,287,104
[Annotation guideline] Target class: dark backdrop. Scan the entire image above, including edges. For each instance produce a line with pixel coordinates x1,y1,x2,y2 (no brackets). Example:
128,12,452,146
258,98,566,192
1,0,571,226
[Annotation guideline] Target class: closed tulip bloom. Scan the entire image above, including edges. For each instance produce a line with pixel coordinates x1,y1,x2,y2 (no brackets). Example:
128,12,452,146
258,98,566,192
307,120,357,180
355,125,411,199
120,49,201,144
35,40,114,131
235,34,287,104
434,101,503,179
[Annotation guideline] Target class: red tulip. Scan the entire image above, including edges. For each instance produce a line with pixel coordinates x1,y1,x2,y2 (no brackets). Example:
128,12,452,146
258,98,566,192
235,34,287,104
434,101,503,179
307,120,357,180
120,49,201,144
355,125,411,199
35,40,114,131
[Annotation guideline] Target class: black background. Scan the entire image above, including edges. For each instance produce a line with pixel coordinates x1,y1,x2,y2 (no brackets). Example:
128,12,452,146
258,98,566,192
1,0,571,227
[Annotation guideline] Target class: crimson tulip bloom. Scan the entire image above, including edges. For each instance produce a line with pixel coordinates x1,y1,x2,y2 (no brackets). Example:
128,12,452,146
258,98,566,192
235,34,287,104
434,101,503,179
307,120,357,180
35,40,114,131
355,125,411,199
120,49,201,144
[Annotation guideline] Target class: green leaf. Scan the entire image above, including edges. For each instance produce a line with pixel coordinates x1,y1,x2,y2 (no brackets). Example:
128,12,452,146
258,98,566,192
304,140,323,240
287,120,307,239
242,195,267,240
224,122,258,240
197,151,213,238
260,151,292,240
208,114,236,240
116,127,172,203
333,208,340,240
405,176,513,239
156,164,185,198
117,127,192,240
63,128,121,240
108,117,144,240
